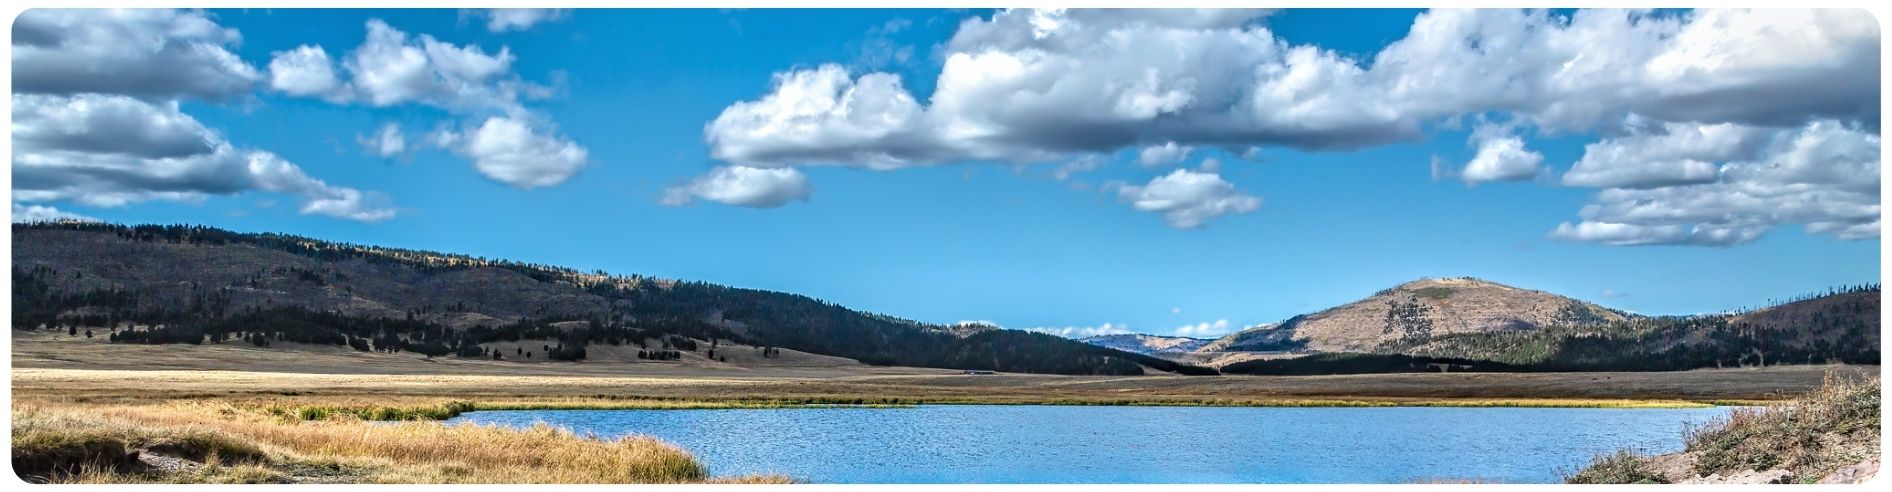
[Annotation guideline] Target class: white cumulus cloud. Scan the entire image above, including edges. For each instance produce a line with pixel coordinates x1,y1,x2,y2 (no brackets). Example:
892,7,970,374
475,9,570,33
1174,319,1235,337
11,9,259,100
1562,119,1766,189
698,8,1879,239
266,45,350,102
1023,323,1134,339
433,117,589,189
1551,120,1879,246
661,166,813,208
11,203,97,223
1116,168,1261,229
11,93,396,222
1137,142,1194,167
1459,123,1544,183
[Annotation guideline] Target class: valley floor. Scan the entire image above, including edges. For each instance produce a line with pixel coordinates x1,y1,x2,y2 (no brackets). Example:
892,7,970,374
11,330,1878,405
9,332,1881,483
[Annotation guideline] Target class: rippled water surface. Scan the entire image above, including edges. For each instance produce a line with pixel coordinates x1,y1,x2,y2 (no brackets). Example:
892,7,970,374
447,405,1732,483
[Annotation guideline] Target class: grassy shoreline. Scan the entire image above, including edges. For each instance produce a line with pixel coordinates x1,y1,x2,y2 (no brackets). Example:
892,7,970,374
10,393,1747,484
13,365,1866,483
319,396,1738,423
1567,375,1881,484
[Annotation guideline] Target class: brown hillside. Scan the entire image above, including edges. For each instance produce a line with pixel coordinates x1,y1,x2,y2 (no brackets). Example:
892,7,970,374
1202,277,1633,352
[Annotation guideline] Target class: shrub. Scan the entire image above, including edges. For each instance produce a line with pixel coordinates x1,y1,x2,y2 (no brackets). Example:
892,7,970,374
1565,450,1667,484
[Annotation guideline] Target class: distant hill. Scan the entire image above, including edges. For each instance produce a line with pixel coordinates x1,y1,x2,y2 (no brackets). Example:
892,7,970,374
11,222,1213,376
1079,334,1211,355
1199,277,1632,353
1225,287,1880,375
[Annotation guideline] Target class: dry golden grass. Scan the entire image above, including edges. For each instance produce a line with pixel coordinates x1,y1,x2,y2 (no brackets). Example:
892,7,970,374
1566,373,1882,484
11,400,785,484
10,355,1874,483
1684,373,1881,482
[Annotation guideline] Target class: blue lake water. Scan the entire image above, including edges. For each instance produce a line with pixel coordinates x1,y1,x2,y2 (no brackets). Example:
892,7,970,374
445,405,1733,483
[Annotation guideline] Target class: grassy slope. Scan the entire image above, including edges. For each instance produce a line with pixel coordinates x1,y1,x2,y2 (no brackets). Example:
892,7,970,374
1567,374,1881,484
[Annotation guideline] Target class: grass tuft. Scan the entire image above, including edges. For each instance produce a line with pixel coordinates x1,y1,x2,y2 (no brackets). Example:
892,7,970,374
1685,373,1879,482
1564,450,1668,484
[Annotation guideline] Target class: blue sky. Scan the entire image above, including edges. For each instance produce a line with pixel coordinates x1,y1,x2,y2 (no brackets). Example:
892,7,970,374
10,8,1882,338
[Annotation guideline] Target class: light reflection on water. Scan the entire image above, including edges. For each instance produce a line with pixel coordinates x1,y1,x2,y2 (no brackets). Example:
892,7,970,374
446,405,1732,484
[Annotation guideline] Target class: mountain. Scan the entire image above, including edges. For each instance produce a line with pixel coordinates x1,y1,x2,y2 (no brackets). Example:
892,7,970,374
1199,277,1633,353
11,222,1214,376
1222,286,1880,375
1079,334,1211,355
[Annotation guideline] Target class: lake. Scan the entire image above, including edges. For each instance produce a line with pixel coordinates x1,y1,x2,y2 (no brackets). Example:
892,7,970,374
445,405,1733,483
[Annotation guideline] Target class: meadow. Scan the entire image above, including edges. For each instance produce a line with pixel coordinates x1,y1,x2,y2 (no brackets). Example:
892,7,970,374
9,333,1876,483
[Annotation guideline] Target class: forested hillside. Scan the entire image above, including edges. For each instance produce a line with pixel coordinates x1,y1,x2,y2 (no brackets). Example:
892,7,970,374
11,222,1212,376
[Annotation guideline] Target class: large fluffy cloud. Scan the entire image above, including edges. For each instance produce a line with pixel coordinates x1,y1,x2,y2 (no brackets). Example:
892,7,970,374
1115,168,1261,229
267,20,586,188
271,19,528,112
660,166,812,208
1552,120,1879,246
1561,119,1766,189
708,9,1877,169
11,9,259,100
703,8,1878,242
704,65,929,169
9,9,394,223
11,94,396,222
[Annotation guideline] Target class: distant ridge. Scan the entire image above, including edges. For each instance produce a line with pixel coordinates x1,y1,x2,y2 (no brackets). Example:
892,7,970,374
1079,333,1212,355
11,222,1214,376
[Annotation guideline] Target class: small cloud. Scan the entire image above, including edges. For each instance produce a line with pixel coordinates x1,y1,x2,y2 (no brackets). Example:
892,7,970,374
1023,323,1132,339
1116,169,1261,229
357,122,407,158
474,9,570,33
1174,319,1234,338
11,203,97,223
1170,307,1182,315
432,117,589,189
1051,155,1104,180
870,18,913,35
660,166,812,208
1137,141,1193,167
1600,289,1628,298
1460,122,1543,184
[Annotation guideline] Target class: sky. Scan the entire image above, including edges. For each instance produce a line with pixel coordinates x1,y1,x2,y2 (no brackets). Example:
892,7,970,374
7,8,1883,339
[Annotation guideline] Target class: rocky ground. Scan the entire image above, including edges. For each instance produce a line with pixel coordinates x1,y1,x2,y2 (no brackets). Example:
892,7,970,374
1644,452,1877,484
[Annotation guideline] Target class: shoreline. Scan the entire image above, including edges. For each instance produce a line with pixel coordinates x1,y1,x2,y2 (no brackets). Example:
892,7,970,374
13,366,1866,483
427,396,1742,418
